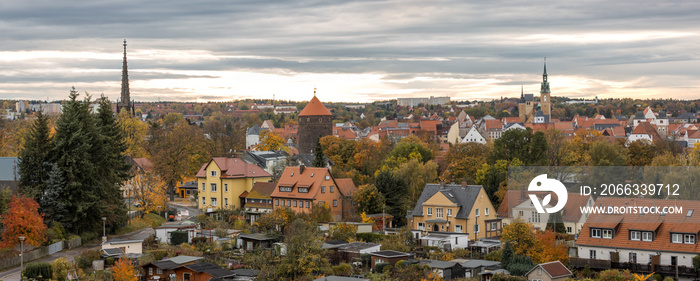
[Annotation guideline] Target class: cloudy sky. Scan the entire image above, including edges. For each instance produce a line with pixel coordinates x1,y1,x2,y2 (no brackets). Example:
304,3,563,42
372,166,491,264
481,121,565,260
1,0,699,103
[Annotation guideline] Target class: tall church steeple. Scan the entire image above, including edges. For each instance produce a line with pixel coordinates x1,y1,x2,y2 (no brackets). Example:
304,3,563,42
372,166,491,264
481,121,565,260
539,57,551,122
117,39,135,115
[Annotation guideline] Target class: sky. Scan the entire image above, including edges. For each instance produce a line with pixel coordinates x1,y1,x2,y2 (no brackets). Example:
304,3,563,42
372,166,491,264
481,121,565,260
0,0,699,103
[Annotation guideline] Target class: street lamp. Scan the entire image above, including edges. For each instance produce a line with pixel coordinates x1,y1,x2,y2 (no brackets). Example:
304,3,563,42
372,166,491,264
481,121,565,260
19,236,25,274
101,217,107,244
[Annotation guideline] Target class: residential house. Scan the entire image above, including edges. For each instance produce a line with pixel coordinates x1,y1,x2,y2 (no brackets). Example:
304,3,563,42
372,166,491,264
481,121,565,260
243,181,276,224
572,198,700,279
245,124,265,149
370,250,412,268
338,242,381,263
239,233,277,251
242,150,288,176
196,157,272,212
497,190,593,234
419,232,470,250
141,256,202,281
628,122,662,143
460,126,486,144
419,260,464,280
0,157,19,193
410,183,500,240
525,261,572,281
336,178,358,220
176,181,198,199
172,262,235,281
270,165,353,221
154,221,198,244
455,259,502,279
481,119,504,140
102,239,143,259
230,268,260,281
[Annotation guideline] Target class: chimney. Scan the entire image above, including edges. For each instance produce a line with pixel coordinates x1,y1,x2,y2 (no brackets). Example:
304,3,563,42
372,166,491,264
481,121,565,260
299,164,305,174
440,180,445,188
461,182,467,188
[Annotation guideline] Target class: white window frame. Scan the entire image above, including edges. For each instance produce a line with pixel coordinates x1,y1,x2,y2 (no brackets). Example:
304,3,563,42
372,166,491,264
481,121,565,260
672,233,683,243
275,199,279,206
590,250,597,259
642,231,653,241
485,208,489,216
475,208,480,217
630,231,641,241
591,229,601,238
427,207,433,216
224,184,228,192
211,197,217,206
602,229,613,239
202,197,206,205
474,224,479,233
455,225,463,233
333,199,337,207
224,198,228,207
418,222,425,230
490,222,498,231
211,170,217,177
436,208,443,218
211,183,217,192
685,234,695,244
202,183,205,191
447,209,452,217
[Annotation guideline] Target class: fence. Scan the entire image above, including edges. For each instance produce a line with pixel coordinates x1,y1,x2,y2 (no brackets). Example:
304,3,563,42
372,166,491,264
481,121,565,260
0,237,82,271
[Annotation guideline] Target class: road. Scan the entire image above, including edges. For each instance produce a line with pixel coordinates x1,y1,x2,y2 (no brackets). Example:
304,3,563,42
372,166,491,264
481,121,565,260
0,227,155,281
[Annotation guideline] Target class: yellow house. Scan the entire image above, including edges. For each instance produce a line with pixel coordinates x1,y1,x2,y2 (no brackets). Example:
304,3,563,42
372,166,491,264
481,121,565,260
410,183,501,240
196,157,272,212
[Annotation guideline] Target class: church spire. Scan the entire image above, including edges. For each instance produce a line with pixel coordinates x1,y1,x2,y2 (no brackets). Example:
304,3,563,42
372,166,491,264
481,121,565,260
118,39,134,115
540,57,550,94
543,57,548,82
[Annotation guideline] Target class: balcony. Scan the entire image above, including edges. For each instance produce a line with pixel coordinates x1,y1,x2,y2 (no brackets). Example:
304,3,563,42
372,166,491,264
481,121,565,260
571,258,697,277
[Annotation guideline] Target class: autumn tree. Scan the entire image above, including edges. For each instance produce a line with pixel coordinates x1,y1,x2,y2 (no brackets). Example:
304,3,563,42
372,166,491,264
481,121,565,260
18,110,52,201
147,113,210,201
117,109,148,157
256,130,285,152
277,218,328,279
112,257,138,281
1,195,47,248
374,170,408,226
476,159,523,209
328,223,357,242
127,170,167,217
382,135,434,169
393,158,438,211
354,184,385,215
491,128,547,165
440,142,491,184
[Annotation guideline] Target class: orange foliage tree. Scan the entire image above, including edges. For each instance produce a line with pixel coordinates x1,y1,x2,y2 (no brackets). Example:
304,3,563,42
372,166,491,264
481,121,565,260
501,219,570,265
127,170,167,217
111,257,138,281
0,195,47,248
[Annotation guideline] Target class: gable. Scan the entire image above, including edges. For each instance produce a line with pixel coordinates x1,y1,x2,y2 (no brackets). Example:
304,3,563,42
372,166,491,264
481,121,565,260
423,191,459,207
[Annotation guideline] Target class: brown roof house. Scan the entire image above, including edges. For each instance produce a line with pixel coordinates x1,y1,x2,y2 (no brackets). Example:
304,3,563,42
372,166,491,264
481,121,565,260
525,261,572,281
244,181,276,224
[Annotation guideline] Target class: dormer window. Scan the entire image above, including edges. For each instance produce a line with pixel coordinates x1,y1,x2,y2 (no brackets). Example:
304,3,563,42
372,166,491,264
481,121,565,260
630,231,640,241
280,186,292,192
685,234,696,244
211,171,217,177
672,233,683,243
591,229,601,238
642,232,653,241
602,229,613,239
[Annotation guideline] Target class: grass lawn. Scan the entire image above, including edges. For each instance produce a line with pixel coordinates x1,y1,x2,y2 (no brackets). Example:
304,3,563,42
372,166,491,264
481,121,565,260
117,213,166,235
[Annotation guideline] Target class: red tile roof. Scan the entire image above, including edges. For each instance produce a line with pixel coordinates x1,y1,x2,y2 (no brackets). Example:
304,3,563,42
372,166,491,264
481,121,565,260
270,166,331,200
195,157,272,178
335,178,357,197
576,197,700,254
484,119,503,131
132,157,153,170
247,182,277,199
530,261,572,279
299,96,332,116
630,122,661,140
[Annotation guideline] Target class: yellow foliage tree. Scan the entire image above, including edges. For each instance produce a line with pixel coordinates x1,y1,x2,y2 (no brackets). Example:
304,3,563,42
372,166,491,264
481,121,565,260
127,170,167,217
256,130,287,152
117,110,148,158
111,257,138,281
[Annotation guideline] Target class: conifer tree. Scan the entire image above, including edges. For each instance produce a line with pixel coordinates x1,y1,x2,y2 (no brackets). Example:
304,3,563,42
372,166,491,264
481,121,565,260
51,88,101,233
41,163,67,226
312,140,325,167
18,110,52,201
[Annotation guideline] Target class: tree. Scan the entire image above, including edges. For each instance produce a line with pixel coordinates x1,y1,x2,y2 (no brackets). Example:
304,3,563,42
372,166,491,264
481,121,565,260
382,135,434,169
374,170,409,226
500,219,537,258
112,257,138,281
329,223,357,242
256,130,285,152
127,170,167,217
393,158,438,212
40,163,68,225
147,113,210,201
354,184,385,215
309,202,332,222
277,218,328,279
1,195,47,248
18,110,52,201
589,139,628,166
51,257,71,281
117,109,148,157
491,128,547,165
440,142,491,184
312,139,326,167
545,211,566,234
476,159,523,209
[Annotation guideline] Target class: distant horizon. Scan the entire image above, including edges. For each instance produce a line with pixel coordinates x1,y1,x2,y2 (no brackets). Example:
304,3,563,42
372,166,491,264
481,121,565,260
2,1,699,103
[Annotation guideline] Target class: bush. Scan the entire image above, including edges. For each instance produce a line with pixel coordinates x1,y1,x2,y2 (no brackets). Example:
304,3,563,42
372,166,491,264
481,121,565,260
23,262,52,279
360,254,371,266
332,263,352,276
170,230,189,245
357,232,384,243
485,249,502,261
147,249,168,261
77,249,101,269
492,273,527,281
396,260,412,268
105,257,116,266
79,231,98,243
375,262,391,273
51,257,71,281
192,237,208,245
652,273,663,281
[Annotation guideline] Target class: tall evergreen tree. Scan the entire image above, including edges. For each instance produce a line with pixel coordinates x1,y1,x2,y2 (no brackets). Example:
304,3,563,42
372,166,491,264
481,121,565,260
41,163,67,225
18,110,52,201
94,95,130,228
312,140,326,167
374,170,408,226
51,88,102,233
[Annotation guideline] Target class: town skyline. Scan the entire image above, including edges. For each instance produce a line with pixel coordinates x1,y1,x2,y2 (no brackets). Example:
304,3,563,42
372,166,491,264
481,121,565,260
1,1,699,103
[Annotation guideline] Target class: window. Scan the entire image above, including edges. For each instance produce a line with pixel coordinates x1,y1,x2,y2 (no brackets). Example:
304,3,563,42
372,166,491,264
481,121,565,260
642,232,653,241
672,233,683,243
602,229,613,239
306,201,310,208
224,184,228,192
202,183,205,191
685,234,696,244
455,225,463,233
225,198,228,207
418,222,425,230
447,209,452,217
184,273,191,281
325,175,330,180
186,189,191,195
330,186,335,193
518,210,524,217
590,250,597,259
475,208,480,217
567,226,572,234
321,186,326,193
436,208,443,218
299,187,309,193
280,187,292,192
202,197,206,205
538,268,542,275
333,200,338,207
485,208,489,216
275,199,279,206
211,198,217,206
211,183,217,192
281,200,285,206
427,208,433,216
630,231,641,241
629,253,637,263
474,224,479,233
287,200,291,206
293,200,297,207
149,267,153,275
157,268,163,274
211,171,217,177
490,222,498,231
591,229,601,238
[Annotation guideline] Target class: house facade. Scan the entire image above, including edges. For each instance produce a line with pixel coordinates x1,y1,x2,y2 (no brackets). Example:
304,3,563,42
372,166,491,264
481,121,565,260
498,190,593,235
410,183,500,240
196,157,272,212
525,261,572,281
270,165,352,221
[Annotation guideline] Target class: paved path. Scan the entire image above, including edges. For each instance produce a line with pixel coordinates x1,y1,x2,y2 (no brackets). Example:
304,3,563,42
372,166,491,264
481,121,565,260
0,227,154,281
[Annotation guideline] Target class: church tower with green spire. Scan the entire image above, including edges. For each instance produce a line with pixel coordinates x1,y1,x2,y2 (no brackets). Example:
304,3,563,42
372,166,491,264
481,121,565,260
539,58,551,122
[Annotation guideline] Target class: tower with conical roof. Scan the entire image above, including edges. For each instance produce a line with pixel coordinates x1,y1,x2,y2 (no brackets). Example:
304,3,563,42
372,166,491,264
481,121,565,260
297,89,333,154
539,58,551,122
116,39,135,115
